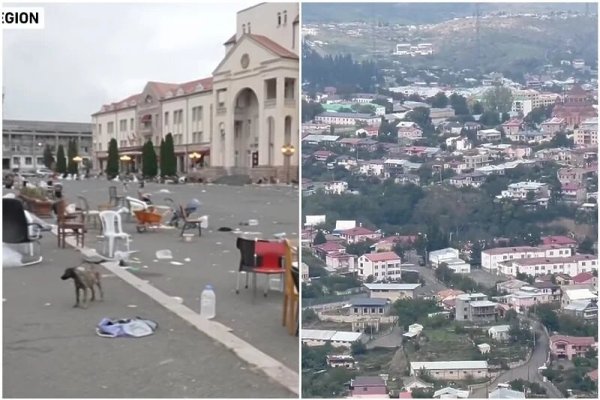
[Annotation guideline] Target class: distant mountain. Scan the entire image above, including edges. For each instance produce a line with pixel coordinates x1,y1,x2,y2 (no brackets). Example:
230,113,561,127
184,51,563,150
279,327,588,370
302,3,595,25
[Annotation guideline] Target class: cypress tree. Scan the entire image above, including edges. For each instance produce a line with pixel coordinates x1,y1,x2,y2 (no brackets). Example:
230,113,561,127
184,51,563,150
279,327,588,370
164,133,177,176
142,140,158,178
106,138,119,179
67,139,79,174
43,145,54,169
55,144,67,174
159,138,166,177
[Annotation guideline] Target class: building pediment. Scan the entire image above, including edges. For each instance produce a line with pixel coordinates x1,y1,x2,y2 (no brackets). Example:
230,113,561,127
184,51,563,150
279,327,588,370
213,34,298,77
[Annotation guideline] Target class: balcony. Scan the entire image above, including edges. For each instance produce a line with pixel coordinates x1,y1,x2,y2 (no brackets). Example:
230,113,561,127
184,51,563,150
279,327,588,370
264,98,276,109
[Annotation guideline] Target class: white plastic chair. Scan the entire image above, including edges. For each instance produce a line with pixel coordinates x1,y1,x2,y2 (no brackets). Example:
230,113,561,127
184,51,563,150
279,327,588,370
99,210,131,259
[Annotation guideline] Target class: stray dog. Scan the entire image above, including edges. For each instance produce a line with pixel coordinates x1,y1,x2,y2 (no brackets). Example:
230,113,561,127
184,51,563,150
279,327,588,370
60,263,103,308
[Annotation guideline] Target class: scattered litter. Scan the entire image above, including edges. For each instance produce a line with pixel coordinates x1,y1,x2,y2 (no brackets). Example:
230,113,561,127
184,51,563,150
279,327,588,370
153,259,158,262
159,358,174,366
274,232,287,239
215,242,222,245
182,233,194,242
101,385,108,389
156,249,173,260
201,190,206,193
184,258,191,262
248,219,259,226
127,304,138,308
222,250,230,253
44,302,51,307
159,189,170,193
96,317,158,338
170,261,184,266
172,297,183,304
142,265,149,269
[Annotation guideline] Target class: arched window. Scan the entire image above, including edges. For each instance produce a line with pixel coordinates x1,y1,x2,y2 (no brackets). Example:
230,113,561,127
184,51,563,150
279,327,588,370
247,22,251,33
283,11,287,25
277,12,281,26
242,24,246,34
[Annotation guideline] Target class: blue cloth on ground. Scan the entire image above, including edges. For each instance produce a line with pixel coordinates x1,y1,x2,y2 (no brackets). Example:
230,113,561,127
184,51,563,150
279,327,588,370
96,317,158,338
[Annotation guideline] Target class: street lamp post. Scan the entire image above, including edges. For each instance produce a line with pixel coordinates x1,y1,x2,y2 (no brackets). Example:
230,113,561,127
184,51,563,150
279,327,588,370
72,156,83,179
120,155,132,174
281,144,295,185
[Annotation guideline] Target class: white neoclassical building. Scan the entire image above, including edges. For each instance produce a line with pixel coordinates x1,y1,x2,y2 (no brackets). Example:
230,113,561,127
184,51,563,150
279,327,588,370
92,3,299,181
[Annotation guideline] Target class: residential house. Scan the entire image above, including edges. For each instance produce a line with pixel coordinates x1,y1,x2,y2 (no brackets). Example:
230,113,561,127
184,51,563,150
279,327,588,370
402,376,434,393
541,235,578,249
302,329,364,348
326,253,357,273
497,254,597,277
586,369,598,383
397,121,423,141
508,130,549,143
572,272,597,291
481,244,573,273
561,288,598,310
488,325,511,342
549,335,597,360
557,167,596,186
358,160,385,176
448,172,487,188
410,361,489,380
371,235,417,252
532,281,561,303
301,262,309,281
313,150,336,162
349,376,388,398
395,174,421,186
338,137,379,152
463,121,482,132
356,126,379,138
432,387,470,399
497,279,530,294
551,84,597,129
499,181,550,201
327,354,357,369
429,247,460,267
455,293,497,322
561,182,588,203
302,134,340,145
477,129,502,142
357,251,402,281
563,300,598,321
540,117,567,135
444,160,469,174
350,298,390,316
464,153,491,170
439,121,463,135
445,136,472,151
501,118,523,137
323,181,348,195
340,227,382,245
505,145,532,160
574,117,598,146
315,112,381,127
437,289,465,303
478,343,491,354
364,283,421,301
313,241,346,259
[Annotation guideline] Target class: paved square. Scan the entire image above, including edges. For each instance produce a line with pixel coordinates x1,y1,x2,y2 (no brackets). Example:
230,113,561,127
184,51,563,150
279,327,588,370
3,179,299,397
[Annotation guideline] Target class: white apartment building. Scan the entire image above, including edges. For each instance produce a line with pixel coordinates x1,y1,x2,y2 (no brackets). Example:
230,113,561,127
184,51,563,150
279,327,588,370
323,180,348,194
429,247,460,267
574,117,598,147
314,112,381,127
482,244,573,273
92,3,299,180
498,254,598,277
357,252,402,281
499,181,550,200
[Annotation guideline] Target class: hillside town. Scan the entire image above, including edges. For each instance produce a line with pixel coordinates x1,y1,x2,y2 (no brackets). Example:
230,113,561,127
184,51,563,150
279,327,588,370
301,5,598,399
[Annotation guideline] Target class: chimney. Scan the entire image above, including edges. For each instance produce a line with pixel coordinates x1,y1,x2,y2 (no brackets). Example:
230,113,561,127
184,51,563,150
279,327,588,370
359,223,363,228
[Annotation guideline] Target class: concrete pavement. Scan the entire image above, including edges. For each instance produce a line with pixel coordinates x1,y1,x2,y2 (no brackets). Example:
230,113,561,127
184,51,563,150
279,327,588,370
3,236,295,398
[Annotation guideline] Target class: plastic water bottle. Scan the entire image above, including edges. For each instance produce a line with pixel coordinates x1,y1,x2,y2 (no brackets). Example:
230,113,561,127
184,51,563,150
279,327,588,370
200,285,216,319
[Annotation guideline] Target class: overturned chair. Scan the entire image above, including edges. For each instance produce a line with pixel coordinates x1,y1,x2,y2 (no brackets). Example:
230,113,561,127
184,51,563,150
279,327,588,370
3,198,46,266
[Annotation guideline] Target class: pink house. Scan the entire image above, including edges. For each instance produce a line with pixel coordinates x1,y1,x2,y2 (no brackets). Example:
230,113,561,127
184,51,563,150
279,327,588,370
541,235,578,249
550,335,597,360
572,272,598,290
313,241,346,259
502,118,523,136
339,227,382,244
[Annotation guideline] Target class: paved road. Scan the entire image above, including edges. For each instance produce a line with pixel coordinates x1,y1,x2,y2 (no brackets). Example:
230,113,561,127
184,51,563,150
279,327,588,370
404,265,448,297
471,318,563,398
3,236,295,398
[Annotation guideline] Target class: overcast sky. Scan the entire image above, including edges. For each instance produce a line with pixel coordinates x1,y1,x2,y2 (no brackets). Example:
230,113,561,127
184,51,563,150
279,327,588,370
3,2,250,122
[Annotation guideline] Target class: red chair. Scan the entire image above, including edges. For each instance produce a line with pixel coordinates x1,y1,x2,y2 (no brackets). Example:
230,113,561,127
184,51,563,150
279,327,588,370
236,237,286,298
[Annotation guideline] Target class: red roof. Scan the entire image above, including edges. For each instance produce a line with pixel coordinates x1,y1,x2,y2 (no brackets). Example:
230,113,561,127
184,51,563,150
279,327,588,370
351,387,388,396
363,251,400,262
586,369,598,382
399,391,413,399
248,34,298,59
502,118,523,126
314,241,345,252
541,236,577,246
341,227,376,236
550,335,596,346
572,272,595,284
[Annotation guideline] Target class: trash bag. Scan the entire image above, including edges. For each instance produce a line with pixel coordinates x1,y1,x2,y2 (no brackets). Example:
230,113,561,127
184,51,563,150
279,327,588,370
96,317,158,338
